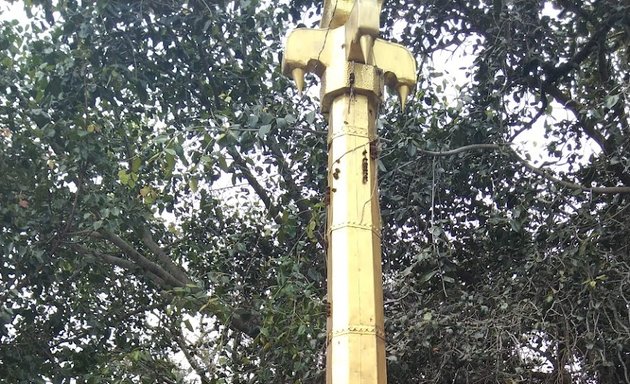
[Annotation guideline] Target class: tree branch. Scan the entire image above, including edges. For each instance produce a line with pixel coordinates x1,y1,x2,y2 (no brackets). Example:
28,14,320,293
76,238,261,338
266,135,327,249
544,82,630,186
99,230,186,287
543,14,622,83
509,97,546,142
612,92,630,136
556,0,595,24
173,326,212,384
140,227,192,285
418,143,630,194
418,143,508,156
509,149,630,194
71,244,169,288
217,125,326,136
543,83,607,151
227,146,281,221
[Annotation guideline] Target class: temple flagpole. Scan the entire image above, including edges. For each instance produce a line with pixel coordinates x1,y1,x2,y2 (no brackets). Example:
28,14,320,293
282,1,416,382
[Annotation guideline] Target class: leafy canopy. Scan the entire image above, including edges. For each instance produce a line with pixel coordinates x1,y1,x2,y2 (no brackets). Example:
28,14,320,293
0,0,629,383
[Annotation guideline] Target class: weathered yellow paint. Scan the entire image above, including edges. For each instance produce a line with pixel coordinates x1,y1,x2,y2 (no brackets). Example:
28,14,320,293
282,1,416,382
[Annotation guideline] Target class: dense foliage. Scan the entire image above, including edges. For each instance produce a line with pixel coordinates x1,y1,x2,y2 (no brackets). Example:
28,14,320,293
0,0,628,382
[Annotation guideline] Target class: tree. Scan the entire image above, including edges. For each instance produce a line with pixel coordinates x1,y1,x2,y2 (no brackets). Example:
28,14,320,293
0,0,628,383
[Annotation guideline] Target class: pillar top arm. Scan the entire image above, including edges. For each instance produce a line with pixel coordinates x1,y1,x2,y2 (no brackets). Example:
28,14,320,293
282,28,331,82
373,39,417,110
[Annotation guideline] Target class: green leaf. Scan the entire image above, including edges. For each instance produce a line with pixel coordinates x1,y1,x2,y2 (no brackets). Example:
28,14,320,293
164,153,175,176
306,218,317,240
174,143,186,163
429,226,443,237
247,114,259,128
418,270,437,284
131,157,142,173
164,148,176,156
285,114,297,124
118,169,130,185
183,319,194,333
305,111,315,124
188,178,198,192
604,94,619,109
258,124,271,138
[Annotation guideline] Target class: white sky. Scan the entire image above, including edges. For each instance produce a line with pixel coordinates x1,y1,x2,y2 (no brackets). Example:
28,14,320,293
0,1,25,20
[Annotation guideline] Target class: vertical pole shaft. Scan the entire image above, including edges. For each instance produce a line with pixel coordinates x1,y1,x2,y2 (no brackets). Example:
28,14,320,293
282,3,416,382
326,92,385,383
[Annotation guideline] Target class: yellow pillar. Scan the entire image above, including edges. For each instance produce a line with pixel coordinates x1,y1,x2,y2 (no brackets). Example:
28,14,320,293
282,1,416,382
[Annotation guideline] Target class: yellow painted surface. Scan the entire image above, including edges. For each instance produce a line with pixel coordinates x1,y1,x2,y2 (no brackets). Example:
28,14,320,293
321,0,356,29
281,1,416,382
326,93,386,383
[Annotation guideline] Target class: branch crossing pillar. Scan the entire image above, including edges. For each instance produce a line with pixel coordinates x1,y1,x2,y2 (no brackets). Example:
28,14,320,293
282,1,416,382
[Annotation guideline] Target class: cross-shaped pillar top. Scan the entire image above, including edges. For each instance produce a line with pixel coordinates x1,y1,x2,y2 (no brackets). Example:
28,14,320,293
282,0,416,111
